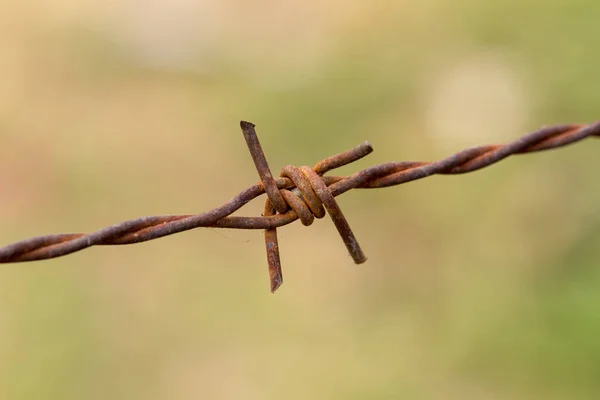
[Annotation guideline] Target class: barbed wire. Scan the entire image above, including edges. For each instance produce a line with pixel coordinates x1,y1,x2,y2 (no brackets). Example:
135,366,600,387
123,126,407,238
1,121,598,292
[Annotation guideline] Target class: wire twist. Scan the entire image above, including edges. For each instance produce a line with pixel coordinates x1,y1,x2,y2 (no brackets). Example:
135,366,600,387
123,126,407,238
1,120,598,292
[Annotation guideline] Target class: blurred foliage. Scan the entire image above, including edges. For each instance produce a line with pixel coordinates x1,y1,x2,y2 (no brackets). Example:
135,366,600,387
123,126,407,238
1,1,599,399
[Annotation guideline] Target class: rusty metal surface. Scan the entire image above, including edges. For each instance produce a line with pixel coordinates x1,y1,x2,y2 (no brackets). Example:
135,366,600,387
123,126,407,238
1,121,598,292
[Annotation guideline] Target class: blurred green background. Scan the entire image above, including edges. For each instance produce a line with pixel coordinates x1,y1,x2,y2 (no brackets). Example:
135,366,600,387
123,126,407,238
1,1,599,399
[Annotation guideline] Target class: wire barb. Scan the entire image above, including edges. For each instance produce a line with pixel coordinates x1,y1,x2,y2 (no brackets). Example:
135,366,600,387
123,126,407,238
241,121,370,291
0,121,598,292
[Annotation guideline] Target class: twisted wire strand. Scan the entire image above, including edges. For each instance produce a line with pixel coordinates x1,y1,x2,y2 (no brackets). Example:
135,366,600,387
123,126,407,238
0,121,598,291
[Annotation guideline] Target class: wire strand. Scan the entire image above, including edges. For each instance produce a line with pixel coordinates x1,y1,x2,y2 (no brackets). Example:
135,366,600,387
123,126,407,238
1,121,598,291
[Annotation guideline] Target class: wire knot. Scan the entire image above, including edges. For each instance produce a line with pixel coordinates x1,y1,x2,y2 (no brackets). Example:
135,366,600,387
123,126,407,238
275,165,325,226
241,121,369,292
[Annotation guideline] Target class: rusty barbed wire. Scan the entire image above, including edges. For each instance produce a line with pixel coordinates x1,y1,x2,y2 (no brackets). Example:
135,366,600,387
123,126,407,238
1,121,598,292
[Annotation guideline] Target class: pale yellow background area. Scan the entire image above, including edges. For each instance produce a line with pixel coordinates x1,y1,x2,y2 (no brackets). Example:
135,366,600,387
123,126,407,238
1,1,599,399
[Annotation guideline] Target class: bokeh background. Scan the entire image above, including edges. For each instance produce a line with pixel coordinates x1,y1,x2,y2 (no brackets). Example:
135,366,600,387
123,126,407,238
1,1,600,399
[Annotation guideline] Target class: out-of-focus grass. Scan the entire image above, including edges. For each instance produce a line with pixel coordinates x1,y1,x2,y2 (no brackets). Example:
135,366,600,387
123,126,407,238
1,1,600,399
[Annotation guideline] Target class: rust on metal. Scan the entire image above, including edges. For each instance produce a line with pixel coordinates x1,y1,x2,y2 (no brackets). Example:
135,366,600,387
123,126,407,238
240,121,288,214
280,165,325,220
263,199,283,293
1,120,599,292
300,166,366,264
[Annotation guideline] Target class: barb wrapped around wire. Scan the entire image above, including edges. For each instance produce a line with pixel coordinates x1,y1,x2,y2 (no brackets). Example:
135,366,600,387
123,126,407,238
1,121,599,292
